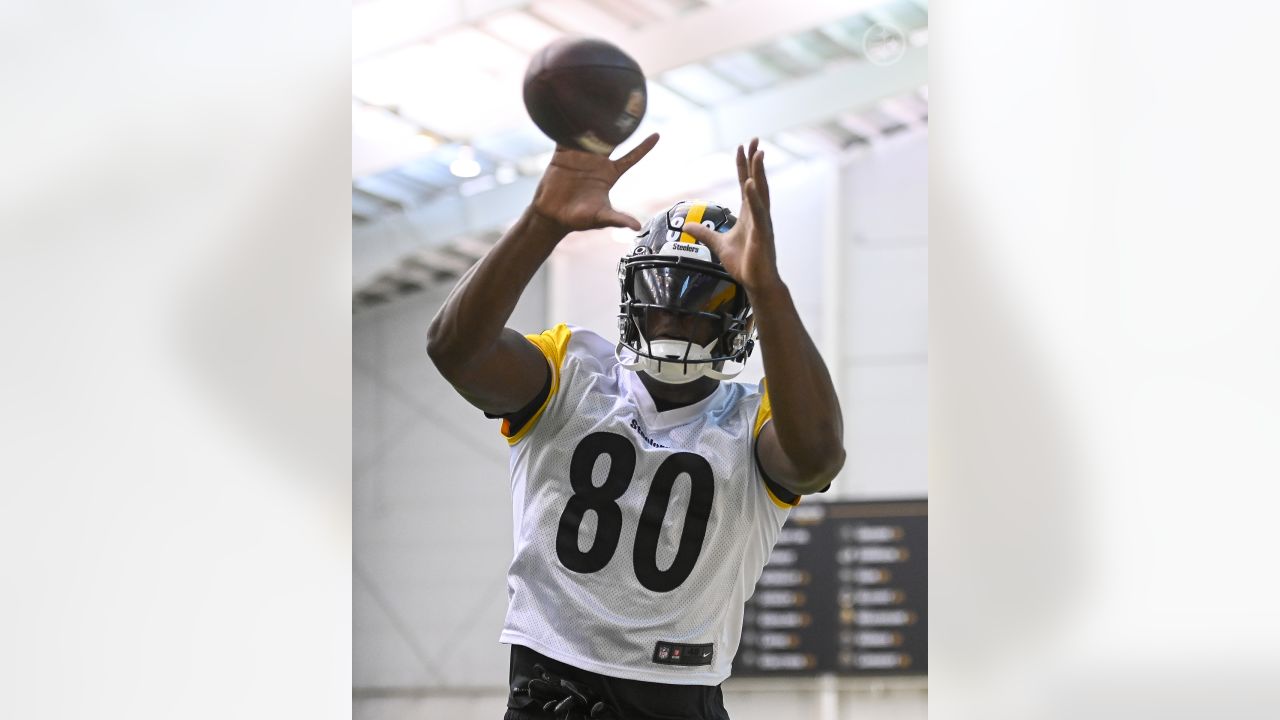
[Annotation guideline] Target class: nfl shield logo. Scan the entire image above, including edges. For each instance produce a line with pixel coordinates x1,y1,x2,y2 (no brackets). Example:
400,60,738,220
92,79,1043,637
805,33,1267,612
657,647,670,660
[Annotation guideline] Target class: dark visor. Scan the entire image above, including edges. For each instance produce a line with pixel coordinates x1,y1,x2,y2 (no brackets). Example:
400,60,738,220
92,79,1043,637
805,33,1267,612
632,266,743,315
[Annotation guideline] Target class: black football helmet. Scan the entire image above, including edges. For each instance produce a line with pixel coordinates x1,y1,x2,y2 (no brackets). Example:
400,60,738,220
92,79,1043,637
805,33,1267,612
615,200,756,383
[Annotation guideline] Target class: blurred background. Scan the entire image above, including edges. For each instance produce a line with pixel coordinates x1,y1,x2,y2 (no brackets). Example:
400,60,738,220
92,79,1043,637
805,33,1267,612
5,2,1278,720
352,0,928,718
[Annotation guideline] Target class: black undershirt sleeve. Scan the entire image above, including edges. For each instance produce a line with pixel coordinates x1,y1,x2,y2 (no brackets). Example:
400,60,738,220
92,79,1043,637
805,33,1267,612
754,432,832,503
483,360,553,437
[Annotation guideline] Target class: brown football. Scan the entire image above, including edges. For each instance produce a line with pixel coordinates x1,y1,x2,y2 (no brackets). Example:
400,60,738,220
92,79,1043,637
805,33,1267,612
522,37,647,156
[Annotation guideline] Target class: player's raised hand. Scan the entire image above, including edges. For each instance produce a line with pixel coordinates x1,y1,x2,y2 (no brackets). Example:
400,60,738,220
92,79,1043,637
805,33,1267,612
531,132,660,233
682,138,781,294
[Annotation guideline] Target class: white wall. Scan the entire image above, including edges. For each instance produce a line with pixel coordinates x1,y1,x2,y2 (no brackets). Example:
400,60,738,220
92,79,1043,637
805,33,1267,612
353,130,928,719
353,270,547,700
838,132,929,499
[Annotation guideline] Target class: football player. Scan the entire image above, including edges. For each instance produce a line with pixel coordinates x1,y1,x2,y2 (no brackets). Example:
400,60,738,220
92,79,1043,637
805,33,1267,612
427,133,844,720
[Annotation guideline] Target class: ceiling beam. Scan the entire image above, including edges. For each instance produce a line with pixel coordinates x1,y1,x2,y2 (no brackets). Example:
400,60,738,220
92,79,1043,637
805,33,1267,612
451,235,500,260
353,46,926,287
623,0,888,76
712,48,927,145
352,185,406,210
406,248,476,277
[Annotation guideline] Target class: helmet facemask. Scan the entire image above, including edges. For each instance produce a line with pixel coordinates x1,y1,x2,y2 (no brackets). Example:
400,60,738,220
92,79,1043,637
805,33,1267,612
615,201,756,384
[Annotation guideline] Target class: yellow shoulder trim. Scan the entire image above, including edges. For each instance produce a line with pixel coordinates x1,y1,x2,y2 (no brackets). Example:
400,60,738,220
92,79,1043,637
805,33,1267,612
753,377,772,439
505,323,573,445
753,378,800,508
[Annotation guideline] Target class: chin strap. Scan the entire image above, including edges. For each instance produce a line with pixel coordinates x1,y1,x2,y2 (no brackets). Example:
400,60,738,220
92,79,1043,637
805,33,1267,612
700,360,749,381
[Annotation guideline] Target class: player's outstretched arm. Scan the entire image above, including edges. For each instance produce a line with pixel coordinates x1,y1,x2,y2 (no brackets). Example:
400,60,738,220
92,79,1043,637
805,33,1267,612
682,139,845,494
426,134,660,416
427,207,568,416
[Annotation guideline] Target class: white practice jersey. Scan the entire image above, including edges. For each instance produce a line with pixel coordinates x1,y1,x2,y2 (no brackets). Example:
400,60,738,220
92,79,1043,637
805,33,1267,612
495,323,799,685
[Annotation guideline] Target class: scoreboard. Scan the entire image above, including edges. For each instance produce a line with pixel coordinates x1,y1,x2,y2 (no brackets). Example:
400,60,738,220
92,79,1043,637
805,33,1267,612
733,498,927,676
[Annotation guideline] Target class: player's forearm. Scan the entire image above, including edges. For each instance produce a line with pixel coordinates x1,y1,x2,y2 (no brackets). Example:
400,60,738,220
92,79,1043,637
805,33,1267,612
749,277,845,478
426,206,566,370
